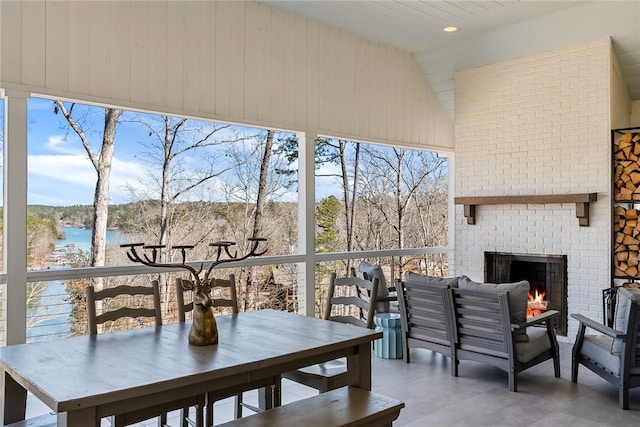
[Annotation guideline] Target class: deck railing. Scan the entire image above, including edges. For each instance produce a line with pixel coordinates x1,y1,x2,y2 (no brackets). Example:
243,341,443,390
3,247,451,344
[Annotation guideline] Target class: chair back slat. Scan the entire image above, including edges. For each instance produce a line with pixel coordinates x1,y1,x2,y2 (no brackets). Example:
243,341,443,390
86,281,162,335
176,274,239,321
324,273,379,329
331,296,371,312
212,276,239,314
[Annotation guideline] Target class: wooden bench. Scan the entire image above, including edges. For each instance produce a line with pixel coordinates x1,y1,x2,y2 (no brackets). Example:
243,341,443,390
6,413,56,427
217,387,404,427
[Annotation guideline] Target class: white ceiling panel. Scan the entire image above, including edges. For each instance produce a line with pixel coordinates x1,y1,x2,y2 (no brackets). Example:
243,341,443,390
262,1,640,117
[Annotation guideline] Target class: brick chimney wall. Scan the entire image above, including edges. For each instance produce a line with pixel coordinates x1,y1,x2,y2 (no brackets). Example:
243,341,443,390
453,38,612,340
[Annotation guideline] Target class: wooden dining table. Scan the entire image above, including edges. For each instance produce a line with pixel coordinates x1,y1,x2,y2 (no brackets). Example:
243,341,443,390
0,309,381,427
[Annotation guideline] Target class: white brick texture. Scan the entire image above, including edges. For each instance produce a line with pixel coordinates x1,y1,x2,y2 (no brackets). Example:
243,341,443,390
453,39,612,340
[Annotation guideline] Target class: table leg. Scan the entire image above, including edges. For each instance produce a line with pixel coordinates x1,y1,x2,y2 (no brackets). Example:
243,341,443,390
347,342,372,390
1,371,27,424
257,386,273,411
58,407,97,427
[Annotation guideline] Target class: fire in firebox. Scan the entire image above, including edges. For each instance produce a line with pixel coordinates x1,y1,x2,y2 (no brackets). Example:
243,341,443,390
527,289,548,317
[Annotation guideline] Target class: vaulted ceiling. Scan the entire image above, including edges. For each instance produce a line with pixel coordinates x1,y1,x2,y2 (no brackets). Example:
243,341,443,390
262,1,640,118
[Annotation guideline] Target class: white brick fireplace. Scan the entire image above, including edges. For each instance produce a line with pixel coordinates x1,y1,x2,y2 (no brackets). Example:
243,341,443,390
452,38,625,340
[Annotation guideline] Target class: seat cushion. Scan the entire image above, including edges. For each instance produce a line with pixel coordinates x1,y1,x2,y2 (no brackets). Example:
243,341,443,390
515,327,551,363
405,272,458,288
458,276,530,342
582,334,620,375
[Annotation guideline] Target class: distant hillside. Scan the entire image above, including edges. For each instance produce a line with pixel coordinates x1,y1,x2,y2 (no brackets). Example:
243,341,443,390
26,201,298,232
27,204,137,229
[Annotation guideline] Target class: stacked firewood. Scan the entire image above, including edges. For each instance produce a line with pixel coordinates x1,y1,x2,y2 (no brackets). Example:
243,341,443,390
614,132,640,201
614,205,640,277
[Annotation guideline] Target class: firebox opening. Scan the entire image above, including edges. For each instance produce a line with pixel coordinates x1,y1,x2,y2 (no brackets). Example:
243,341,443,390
510,260,548,317
485,252,567,336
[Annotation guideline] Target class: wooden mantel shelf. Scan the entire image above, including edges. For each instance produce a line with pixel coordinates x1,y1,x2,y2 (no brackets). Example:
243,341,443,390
454,193,598,226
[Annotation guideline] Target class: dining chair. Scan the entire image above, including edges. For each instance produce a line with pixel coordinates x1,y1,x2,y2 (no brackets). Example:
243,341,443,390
281,272,379,392
87,280,203,427
176,275,281,427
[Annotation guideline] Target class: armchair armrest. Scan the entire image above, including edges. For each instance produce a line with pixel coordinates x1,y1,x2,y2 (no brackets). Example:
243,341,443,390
571,313,626,339
527,310,559,326
511,310,559,330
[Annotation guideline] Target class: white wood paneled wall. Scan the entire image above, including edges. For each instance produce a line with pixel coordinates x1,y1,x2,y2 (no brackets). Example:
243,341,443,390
0,0,453,150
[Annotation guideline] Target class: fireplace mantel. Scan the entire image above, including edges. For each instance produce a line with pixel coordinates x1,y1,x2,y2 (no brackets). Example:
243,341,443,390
454,193,598,226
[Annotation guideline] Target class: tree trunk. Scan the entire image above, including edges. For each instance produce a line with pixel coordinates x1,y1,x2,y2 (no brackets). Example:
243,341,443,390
395,149,405,272
339,140,360,275
249,130,274,309
54,102,122,291
253,130,274,237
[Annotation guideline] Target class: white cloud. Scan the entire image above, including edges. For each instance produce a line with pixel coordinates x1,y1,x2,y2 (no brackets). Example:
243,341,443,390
46,135,80,154
28,154,148,205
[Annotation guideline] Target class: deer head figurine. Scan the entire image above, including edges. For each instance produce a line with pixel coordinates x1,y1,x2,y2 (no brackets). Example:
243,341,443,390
121,238,267,346
180,278,218,345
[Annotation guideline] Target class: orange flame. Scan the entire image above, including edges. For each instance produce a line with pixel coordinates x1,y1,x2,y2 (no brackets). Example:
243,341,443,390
527,289,548,317
528,289,546,303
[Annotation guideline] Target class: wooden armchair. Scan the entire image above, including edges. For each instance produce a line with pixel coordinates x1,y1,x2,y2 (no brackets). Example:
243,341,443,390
443,286,560,392
395,273,458,366
571,287,640,409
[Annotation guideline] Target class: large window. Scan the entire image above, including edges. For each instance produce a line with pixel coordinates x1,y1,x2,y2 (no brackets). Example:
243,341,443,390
311,138,449,285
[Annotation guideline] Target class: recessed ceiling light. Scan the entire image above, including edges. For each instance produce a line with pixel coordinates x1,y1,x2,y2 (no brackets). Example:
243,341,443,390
443,26,458,33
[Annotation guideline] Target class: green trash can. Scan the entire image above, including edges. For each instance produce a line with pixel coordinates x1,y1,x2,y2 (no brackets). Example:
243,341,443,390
373,313,402,359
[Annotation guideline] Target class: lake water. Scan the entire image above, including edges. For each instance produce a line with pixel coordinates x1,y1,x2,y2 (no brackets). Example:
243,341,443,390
56,226,122,254
27,227,121,342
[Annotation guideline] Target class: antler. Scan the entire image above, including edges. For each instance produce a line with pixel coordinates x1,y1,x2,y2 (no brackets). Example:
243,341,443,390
121,243,203,283
122,238,267,285
203,237,268,285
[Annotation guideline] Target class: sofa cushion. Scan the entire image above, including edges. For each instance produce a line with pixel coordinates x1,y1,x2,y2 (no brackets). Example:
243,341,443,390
611,287,640,355
405,272,458,288
359,261,389,297
458,275,530,342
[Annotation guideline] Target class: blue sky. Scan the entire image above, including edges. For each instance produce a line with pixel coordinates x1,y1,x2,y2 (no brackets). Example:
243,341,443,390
28,98,158,205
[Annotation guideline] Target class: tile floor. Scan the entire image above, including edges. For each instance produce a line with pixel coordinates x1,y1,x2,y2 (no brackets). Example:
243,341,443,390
25,342,640,426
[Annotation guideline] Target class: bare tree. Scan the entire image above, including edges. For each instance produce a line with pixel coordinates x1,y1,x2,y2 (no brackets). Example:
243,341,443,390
54,102,122,290
333,140,361,274
223,130,291,310
357,147,447,277
124,115,241,314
